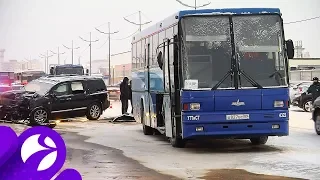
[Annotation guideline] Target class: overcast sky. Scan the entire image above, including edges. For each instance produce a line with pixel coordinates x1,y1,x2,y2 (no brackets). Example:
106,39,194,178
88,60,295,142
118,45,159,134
0,0,320,66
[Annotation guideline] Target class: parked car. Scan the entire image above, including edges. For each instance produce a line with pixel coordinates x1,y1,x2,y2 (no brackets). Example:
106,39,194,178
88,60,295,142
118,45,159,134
0,76,110,125
292,91,313,112
289,81,312,103
107,85,120,101
311,97,320,135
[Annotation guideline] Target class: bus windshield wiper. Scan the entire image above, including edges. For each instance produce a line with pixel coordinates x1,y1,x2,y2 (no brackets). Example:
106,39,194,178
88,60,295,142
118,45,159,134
239,70,263,89
212,70,233,90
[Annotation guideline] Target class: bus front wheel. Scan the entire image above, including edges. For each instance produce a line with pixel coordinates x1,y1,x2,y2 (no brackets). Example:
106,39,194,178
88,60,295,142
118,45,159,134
141,104,153,135
250,136,268,145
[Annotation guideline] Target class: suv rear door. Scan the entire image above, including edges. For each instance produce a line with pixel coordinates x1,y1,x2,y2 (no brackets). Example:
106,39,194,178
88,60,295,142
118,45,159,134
69,81,89,111
84,79,108,108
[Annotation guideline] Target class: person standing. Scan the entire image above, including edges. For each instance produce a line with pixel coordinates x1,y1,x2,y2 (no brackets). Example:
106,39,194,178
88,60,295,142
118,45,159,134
120,77,130,114
307,77,320,103
128,80,133,114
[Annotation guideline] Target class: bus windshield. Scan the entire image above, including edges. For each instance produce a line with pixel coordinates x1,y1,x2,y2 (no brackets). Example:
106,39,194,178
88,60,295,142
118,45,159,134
181,14,287,89
233,15,287,87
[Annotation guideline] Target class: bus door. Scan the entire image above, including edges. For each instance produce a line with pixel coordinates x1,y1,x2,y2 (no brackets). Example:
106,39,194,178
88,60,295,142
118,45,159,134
144,42,152,126
163,39,174,138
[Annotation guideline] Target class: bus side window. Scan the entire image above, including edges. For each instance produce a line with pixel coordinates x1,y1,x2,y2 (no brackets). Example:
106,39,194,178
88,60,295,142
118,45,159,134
137,41,141,69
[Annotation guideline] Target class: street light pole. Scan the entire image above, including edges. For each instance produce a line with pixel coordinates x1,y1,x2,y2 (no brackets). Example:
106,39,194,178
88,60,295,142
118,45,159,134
124,11,152,32
95,23,119,85
108,23,111,84
63,41,80,65
79,32,99,76
175,0,211,10
112,66,115,85
51,47,65,65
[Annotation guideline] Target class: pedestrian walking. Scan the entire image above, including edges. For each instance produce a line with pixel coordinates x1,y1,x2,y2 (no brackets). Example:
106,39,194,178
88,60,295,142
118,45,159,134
307,77,320,103
120,77,130,114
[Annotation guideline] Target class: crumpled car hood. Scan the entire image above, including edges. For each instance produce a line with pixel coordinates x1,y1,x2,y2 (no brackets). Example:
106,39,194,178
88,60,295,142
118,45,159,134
0,90,36,105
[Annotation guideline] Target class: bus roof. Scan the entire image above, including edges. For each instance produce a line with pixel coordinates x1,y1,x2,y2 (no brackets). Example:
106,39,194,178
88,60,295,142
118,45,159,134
132,8,281,43
55,64,84,68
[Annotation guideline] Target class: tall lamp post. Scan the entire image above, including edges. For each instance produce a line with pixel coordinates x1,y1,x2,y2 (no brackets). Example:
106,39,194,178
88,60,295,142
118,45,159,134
175,0,211,10
63,40,80,65
95,23,119,85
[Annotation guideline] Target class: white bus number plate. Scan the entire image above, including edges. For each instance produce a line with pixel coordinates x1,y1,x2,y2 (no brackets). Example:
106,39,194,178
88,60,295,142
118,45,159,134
226,114,250,120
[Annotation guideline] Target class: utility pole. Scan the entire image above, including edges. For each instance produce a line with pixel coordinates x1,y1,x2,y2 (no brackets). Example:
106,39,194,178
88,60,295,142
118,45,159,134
79,32,99,76
124,11,152,32
175,0,211,10
95,23,119,85
51,47,65,65
40,51,53,74
63,41,80,65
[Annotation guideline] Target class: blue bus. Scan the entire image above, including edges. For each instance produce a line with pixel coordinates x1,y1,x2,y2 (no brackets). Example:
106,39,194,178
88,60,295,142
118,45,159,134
49,64,89,76
131,8,294,148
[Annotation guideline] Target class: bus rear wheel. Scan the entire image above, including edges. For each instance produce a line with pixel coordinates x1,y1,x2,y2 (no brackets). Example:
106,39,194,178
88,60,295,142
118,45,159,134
141,104,153,135
250,136,268,145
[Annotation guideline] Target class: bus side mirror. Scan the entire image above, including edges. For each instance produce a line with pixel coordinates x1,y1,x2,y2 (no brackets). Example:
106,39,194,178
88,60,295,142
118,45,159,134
49,67,54,75
286,39,294,59
157,51,163,70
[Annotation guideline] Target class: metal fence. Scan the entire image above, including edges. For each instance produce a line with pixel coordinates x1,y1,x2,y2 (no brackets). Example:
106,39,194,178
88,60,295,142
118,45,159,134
290,69,320,81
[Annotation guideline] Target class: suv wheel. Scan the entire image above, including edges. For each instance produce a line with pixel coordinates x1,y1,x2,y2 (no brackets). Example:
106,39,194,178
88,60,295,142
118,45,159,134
250,136,268,145
86,103,102,120
315,115,320,135
30,108,49,125
303,100,313,112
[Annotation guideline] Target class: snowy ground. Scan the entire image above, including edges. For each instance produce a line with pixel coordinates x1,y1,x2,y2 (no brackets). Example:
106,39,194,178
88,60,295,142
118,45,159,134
56,103,320,180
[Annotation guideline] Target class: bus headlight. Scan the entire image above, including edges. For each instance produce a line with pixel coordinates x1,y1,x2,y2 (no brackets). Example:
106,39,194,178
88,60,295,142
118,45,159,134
190,103,200,110
274,101,284,107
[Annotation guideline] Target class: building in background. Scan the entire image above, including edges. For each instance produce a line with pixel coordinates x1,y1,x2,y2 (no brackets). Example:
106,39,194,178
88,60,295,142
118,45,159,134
111,63,132,84
0,49,5,62
85,59,109,75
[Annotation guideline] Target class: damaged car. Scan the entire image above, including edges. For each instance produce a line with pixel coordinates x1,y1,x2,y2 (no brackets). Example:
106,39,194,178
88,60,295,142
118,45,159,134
0,76,110,125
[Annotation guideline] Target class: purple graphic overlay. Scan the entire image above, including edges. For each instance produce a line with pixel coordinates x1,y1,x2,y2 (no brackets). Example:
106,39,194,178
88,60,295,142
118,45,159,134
0,126,82,180
0,126,18,168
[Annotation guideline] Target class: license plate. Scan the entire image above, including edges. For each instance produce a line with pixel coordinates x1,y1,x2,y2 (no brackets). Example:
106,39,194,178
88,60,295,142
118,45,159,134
226,114,250,120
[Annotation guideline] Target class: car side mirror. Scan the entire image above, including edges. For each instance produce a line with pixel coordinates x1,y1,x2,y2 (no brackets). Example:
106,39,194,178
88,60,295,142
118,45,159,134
86,69,89,75
286,39,294,59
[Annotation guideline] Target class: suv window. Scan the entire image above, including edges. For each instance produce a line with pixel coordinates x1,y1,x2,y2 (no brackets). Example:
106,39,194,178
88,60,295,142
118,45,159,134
71,81,85,94
53,83,70,96
85,79,106,94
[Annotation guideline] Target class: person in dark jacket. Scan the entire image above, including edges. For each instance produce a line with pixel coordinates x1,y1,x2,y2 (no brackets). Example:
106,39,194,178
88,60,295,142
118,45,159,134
128,80,133,114
120,77,130,114
307,77,320,102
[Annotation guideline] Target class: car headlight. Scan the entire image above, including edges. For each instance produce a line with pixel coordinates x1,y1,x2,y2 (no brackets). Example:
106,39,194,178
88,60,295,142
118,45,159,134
274,100,284,107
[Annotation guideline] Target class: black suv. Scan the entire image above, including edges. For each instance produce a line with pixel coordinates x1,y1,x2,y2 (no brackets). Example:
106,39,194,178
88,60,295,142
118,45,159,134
0,76,110,125
312,97,320,135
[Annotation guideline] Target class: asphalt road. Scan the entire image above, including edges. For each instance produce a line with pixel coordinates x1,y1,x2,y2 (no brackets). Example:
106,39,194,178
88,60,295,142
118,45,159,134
1,103,319,180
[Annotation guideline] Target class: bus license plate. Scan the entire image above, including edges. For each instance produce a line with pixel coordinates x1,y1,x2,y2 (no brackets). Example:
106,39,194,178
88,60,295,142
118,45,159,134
226,114,249,120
